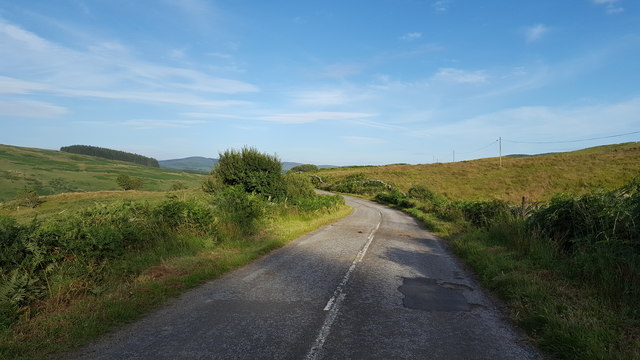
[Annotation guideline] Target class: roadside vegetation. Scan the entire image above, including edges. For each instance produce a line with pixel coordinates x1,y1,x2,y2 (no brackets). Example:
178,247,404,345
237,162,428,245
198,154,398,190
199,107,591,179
315,142,640,360
0,147,348,359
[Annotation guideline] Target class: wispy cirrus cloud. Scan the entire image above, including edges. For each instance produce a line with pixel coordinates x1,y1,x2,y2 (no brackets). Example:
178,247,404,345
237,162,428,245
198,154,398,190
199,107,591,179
0,20,258,108
400,32,422,41
318,63,365,79
525,24,549,42
0,99,68,118
432,68,488,84
342,136,387,145
432,0,453,13
593,0,624,14
257,112,376,124
122,119,206,130
293,89,354,106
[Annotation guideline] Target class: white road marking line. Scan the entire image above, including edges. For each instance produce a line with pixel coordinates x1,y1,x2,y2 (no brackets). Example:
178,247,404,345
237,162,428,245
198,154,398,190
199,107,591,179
305,210,383,360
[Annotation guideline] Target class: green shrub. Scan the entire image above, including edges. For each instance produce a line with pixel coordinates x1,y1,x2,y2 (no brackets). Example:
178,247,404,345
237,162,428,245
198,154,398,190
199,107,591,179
170,182,188,191
0,216,25,270
528,190,639,254
155,197,215,233
284,173,316,203
116,174,144,191
214,186,265,237
210,147,285,200
374,190,414,209
16,187,43,208
325,173,391,195
457,199,512,228
407,184,439,202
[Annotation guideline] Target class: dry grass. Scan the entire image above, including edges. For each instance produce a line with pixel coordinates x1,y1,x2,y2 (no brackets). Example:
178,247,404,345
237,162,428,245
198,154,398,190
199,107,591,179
318,142,640,203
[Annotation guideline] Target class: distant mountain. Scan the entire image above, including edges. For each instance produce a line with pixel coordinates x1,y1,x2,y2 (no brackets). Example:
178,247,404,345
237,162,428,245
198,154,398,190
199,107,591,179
159,157,217,173
160,157,337,173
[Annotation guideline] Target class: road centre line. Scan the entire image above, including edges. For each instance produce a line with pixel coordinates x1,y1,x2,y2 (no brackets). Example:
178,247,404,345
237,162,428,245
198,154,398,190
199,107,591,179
305,210,383,360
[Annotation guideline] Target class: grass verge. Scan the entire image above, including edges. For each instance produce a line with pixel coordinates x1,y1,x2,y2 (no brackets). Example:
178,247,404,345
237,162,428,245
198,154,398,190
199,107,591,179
413,212,639,360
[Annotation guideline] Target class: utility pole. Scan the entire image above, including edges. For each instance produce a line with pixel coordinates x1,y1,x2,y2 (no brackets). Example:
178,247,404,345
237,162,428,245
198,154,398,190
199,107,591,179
453,150,455,163
499,137,502,167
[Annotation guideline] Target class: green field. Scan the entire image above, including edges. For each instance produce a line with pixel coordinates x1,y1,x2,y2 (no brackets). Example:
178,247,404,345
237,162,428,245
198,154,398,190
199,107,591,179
316,142,640,202
0,144,206,202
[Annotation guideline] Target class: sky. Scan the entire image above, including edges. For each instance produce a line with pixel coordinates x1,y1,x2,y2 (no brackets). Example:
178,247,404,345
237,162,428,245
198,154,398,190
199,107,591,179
1,0,639,166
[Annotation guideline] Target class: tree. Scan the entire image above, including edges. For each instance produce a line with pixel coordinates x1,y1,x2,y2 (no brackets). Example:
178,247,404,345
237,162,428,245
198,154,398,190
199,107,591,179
116,174,144,190
208,147,285,200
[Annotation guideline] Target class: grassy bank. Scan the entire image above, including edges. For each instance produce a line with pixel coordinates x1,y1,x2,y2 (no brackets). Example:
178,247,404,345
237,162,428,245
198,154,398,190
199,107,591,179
0,190,350,359
450,223,638,359
0,144,205,202
315,142,640,203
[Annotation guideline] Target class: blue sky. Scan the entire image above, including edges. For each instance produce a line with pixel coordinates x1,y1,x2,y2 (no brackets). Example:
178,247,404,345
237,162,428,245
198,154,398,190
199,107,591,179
1,0,639,165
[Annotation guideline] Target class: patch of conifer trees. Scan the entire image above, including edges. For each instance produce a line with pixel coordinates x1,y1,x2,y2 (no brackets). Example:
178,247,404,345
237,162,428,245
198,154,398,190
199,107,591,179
60,145,160,167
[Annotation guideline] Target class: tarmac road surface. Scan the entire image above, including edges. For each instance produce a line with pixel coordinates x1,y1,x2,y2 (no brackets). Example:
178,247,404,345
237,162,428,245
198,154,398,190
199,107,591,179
66,195,542,360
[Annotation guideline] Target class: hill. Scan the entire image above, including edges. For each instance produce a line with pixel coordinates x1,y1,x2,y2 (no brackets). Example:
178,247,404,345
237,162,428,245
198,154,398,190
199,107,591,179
159,156,217,173
0,144,206,202
315,142,640,203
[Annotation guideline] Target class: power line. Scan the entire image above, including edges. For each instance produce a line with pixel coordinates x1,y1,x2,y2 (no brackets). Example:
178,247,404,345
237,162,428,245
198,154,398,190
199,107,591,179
456,139,499,155
503,130,640,144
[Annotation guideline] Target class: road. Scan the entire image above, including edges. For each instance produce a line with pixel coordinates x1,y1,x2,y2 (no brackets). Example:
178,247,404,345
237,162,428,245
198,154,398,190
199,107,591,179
67,195,542,360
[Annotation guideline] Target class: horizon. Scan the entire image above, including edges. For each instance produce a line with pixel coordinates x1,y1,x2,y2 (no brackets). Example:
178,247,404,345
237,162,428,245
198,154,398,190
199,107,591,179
5,141,637,168
1,1,639,166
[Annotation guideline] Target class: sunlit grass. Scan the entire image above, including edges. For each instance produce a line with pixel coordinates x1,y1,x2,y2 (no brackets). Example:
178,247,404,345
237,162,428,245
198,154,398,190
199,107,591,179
317,142,640,203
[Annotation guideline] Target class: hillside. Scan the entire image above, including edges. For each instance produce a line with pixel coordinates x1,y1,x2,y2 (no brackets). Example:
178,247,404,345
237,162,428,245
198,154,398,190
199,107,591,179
316,142,640,203
0,144,206,202
61,145,160,167
159,156,217,173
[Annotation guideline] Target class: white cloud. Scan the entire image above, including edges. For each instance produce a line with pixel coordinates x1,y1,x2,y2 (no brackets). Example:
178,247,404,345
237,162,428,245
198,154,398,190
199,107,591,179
342,136,388,145
525,24,549,42
122,119,205,130
182,112,248,119
593,0,624,14
400,32,422,41
293,89,351,106
432,0,452,13
412,96,640,145
432,68,488,84
0,20,258,107
0,100,68,118
0,76,47,94
319,63,364,79
257,112,376,124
